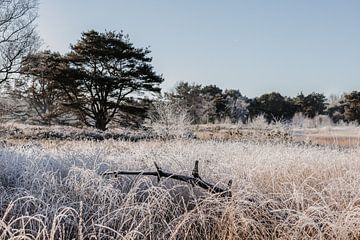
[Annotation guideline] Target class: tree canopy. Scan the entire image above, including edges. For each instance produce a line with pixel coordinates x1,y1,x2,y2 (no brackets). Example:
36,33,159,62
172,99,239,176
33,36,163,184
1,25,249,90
22,30,163,130
293,92,327,118
342,91,360,123
248,92,296,122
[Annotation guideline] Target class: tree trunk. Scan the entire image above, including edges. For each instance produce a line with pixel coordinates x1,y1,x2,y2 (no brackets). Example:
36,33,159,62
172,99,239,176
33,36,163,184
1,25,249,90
95,117,107,131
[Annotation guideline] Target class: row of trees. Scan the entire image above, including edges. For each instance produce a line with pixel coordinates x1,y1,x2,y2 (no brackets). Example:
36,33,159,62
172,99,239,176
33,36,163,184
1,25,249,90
166,82,360,125
1,0,360,130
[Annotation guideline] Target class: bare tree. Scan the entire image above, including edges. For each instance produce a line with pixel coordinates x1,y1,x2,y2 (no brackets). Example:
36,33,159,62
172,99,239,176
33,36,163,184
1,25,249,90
0,0,39,85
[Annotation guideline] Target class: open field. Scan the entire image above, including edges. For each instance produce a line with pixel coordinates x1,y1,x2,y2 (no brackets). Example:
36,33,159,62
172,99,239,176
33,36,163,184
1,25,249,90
292,127,360,147
1,124,360,239
2,122,360,147
193,124,360,147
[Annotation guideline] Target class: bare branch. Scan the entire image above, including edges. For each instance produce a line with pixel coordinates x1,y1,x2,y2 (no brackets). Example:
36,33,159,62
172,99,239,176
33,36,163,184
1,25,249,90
102,161,232,197
0,0,39,85
192,160,200,179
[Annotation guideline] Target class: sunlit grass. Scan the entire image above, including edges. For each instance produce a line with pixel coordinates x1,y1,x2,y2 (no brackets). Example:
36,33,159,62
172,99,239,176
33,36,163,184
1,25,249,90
1,138,360,239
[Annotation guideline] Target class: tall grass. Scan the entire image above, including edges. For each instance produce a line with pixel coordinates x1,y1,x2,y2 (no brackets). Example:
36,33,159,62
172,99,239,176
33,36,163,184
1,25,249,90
1,139,360,239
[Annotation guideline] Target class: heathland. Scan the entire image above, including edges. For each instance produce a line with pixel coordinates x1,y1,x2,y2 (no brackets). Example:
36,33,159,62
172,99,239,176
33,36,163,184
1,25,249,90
1,121,360,239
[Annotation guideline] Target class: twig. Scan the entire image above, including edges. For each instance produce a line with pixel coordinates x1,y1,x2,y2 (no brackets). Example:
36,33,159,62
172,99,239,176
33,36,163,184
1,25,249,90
102,161,232,197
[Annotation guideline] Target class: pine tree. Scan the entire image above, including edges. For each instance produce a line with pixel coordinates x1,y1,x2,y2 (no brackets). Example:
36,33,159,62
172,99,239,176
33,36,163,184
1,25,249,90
23,30,163,130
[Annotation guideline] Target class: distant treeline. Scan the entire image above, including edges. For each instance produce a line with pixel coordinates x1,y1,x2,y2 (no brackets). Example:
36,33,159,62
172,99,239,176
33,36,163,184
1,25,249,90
165,82,359,125
2,77,360,129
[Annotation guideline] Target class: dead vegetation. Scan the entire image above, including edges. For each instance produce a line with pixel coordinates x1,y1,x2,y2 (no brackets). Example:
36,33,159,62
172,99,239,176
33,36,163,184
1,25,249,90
103,160,232,197
1,138,360,239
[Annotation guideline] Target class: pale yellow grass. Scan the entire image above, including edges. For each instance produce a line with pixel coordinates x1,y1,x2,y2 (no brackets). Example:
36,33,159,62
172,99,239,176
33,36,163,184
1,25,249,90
1,138,360,239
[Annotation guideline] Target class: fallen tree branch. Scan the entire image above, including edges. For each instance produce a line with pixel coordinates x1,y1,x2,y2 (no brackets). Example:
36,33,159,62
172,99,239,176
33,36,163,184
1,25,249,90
102,160,232,197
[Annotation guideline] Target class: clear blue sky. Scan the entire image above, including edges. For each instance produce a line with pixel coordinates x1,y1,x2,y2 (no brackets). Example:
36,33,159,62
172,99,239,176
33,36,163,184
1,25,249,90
38,0,360,97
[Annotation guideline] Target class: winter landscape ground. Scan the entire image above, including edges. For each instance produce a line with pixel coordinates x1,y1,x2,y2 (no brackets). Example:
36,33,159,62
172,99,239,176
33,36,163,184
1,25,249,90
1,122,360,239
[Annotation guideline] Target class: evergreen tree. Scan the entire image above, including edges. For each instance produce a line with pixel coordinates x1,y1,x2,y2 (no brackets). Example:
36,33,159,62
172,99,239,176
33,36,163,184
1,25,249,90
293,92,327,118
342,91,360,123
166,82,205,124
248,92,296,122
23,30,163,130
201,84,226,123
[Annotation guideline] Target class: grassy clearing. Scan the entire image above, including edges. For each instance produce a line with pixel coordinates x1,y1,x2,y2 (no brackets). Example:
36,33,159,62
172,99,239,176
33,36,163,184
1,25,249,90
1,137,360,239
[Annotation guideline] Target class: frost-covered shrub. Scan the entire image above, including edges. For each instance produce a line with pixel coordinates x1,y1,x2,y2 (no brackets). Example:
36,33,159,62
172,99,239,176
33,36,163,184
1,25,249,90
292,113,334,128
148,101,192,139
